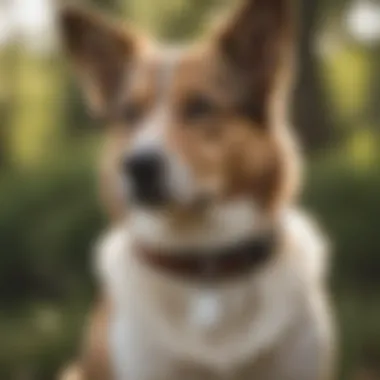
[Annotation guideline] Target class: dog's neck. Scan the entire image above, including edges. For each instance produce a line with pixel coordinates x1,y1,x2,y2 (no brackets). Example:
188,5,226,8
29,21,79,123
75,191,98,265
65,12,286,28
127,198,274,252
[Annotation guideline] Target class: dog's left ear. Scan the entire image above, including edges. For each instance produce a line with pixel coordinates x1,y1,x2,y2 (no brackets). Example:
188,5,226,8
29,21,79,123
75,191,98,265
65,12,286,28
58,5,140,119
217,0,294,126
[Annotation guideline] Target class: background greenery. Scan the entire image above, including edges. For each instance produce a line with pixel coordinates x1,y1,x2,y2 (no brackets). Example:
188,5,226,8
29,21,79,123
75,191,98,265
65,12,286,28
1,0,380,379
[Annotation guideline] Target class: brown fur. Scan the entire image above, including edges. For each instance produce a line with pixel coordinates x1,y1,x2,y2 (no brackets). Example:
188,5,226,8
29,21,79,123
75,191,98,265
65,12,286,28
81,299,113,380
59,0,300,221
59,299,112,380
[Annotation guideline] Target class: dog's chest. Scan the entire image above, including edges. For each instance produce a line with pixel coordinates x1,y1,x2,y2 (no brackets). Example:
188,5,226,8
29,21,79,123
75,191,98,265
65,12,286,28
109,284,257,380
97,210,324,380
107,265,299,380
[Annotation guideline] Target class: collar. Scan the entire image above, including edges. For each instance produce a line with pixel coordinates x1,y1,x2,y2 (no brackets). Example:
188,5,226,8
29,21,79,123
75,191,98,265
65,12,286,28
136,231,278,282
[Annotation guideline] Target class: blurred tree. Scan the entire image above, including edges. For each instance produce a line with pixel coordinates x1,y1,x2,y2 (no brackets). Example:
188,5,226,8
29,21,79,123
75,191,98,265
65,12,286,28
0,48,17,168
292,0,337,152
127,0,224,40
156,0,224,41
91,0,121,11
366,47,380,135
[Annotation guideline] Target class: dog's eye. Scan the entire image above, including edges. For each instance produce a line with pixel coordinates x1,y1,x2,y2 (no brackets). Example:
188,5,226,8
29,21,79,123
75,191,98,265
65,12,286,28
182,96,215,122
122,102,144,125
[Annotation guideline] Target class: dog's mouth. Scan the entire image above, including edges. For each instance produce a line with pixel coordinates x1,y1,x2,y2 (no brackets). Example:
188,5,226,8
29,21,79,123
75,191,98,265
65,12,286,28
127,197,270,264
127,184,216,214
131,182,169,208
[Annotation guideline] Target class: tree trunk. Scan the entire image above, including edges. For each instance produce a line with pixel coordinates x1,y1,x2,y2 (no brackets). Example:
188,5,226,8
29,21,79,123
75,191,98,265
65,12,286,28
367,47,380,131
0,48,17,168
292,0,336,153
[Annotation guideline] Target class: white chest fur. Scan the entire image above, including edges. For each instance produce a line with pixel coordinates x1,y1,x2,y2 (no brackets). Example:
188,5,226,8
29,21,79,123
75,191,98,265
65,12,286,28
95,208,327,379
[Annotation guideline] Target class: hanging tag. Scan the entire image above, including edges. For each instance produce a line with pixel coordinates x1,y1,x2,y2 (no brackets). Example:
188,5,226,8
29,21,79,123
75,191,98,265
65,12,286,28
189,289,222,331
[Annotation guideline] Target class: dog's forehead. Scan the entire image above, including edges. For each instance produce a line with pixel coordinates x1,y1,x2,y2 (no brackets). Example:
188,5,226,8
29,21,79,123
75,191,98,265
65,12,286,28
129,45,214,96
155,45,187,94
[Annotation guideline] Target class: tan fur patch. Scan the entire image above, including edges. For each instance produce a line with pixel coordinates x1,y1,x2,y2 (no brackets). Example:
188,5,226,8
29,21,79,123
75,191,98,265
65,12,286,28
81,298,113,380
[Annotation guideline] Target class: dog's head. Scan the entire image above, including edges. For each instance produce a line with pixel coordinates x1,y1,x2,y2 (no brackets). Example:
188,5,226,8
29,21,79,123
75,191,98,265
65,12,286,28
59,0,300,223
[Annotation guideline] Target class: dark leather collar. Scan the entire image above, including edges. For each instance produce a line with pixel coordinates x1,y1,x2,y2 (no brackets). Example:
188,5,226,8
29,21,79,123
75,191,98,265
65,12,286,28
137,231,278,282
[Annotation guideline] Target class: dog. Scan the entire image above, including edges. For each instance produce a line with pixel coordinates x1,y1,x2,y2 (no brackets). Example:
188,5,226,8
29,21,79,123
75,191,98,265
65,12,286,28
58,0,336,379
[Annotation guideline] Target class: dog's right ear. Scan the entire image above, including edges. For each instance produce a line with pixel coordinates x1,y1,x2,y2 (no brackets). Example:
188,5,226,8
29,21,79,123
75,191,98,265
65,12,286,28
58,5,139,118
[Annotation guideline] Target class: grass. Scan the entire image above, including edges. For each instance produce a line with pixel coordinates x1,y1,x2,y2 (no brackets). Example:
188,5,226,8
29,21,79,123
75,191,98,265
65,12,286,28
0,298,90,380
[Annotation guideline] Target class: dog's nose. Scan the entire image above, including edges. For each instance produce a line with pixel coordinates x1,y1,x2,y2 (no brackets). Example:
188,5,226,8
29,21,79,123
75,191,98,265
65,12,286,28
123,150,166,204
126,151,163,182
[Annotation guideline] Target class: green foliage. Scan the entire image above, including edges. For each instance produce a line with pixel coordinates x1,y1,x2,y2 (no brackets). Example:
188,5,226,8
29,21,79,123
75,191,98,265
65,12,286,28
0,301,88,380
304,155,380,379
323,46,371,122
129,0,227,40
304,154,380,290
0,163,104,305
0,160,105,379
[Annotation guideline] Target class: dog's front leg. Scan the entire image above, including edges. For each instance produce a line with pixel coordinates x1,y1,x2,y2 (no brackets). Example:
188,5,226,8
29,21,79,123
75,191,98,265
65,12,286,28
72,298,114,380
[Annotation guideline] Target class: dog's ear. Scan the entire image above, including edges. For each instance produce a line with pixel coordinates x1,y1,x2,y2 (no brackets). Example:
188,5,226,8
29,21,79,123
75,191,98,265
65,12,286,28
59,5,139,118
217,0,294,126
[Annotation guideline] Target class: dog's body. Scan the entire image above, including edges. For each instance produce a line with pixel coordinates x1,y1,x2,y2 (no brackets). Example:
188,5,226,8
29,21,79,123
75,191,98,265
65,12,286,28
98,207,333,380
58,1,336,379
62,206,334,380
